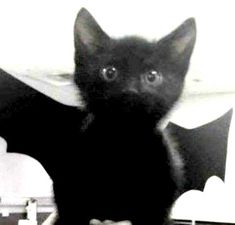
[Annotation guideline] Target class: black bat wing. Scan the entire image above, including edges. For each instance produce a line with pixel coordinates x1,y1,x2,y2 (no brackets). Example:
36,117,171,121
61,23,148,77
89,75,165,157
166,109,233,193
0,68,86,178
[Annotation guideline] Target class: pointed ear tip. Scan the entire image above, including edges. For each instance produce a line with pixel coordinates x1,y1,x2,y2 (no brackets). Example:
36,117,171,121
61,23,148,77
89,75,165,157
75,8,92,31
78,7,89,15
184,18,196,31
76,7,92,20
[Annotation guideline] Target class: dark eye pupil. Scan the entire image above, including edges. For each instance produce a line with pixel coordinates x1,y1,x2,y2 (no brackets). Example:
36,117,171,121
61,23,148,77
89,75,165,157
147,70,159,82
144,70,163,86
101,66,118,81
147,73,156,82
106,68,116,78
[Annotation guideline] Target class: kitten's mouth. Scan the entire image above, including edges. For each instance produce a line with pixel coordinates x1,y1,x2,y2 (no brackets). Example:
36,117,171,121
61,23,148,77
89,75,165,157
86,91,167,121
104,95,150,115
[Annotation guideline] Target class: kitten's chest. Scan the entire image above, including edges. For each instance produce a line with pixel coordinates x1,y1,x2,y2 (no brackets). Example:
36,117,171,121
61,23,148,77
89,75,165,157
74,115,170,185
80,116,160,160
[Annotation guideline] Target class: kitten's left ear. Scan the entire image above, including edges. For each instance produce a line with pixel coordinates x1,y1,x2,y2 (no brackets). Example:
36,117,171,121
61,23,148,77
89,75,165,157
159,18,196,62
74,8,110,55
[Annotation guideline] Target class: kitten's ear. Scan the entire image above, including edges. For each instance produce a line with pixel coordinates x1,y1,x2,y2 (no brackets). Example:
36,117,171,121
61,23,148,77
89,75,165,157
74,8,110,54
159,18,196,62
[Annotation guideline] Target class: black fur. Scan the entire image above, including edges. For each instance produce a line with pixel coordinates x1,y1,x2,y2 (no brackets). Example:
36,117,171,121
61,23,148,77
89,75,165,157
54,8,196,225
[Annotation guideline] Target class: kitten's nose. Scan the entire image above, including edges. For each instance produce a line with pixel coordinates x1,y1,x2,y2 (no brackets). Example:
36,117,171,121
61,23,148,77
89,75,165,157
129,86,139,94
122,86,138,94
122,81,139,94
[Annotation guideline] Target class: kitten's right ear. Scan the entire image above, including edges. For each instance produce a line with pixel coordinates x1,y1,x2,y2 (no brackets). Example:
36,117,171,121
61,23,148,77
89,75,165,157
74,8,110,55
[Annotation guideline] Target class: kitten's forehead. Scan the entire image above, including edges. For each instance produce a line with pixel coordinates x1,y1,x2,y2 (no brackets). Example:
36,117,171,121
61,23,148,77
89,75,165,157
113,37,155,57
104,37,158,68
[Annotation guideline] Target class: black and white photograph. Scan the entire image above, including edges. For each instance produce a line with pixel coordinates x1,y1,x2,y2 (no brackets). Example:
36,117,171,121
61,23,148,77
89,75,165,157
0,1,235,225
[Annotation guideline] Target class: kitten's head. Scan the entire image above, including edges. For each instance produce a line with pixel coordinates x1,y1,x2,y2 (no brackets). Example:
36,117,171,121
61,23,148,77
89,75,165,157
74,8,196,121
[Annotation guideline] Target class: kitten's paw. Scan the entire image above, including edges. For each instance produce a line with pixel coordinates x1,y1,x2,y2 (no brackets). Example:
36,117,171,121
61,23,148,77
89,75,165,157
104,221,131,225
90,219,131,225
90,219,103,225
103,220,115,225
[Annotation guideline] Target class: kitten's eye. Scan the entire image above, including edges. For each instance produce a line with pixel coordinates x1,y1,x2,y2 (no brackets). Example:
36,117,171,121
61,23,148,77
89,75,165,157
101,66,118,82
144,70,163,86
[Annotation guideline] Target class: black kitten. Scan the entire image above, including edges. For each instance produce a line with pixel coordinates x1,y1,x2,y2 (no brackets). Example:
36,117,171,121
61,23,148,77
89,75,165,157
53,8,196,225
